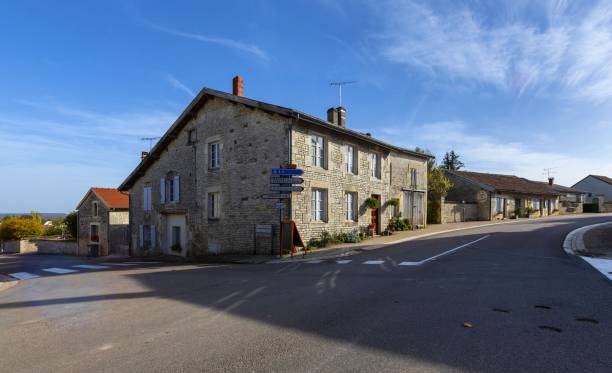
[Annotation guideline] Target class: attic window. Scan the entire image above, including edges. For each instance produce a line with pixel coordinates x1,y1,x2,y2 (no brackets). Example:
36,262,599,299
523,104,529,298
188,129,197,144
92,201,99,217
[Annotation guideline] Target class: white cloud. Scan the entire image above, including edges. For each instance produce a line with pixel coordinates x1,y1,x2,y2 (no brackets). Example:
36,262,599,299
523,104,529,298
145,21,269,61
377,0,612,102
379,121,612,186
165,74,196,97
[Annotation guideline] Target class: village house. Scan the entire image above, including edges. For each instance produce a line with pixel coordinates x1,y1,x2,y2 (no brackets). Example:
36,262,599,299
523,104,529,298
118,76,431,256
573,175,612,203
441,170,580,222
76,188,129,256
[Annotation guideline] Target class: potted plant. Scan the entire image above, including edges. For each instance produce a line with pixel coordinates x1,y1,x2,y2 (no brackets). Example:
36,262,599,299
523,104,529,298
171,243,182,252
367,223,376,237
365,197,380,209
387,198,400,208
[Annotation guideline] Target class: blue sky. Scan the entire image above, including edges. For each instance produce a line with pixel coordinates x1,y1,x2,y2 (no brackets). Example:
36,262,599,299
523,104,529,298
1,0,611,212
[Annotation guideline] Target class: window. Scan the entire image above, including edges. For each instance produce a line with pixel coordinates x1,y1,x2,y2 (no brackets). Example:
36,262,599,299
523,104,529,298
209,142,221,169
495,197,503,213
90,224,99,242
345,145,357,174
143,186,152,211
139,224,155,249
410,168,417,188
172,226,181,247
170,175,180,202
92,202,98,217
208,192,220,219
345,192,357,221
188,129,197,144
551,199,557,210
532,198,540,210
370,153,381,179
310,135,325,168
311,189,327,221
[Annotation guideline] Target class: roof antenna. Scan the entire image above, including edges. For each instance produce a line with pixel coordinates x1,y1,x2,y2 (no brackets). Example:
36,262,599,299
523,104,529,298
141,137,161,151
330,81,357,107
542,168,556,179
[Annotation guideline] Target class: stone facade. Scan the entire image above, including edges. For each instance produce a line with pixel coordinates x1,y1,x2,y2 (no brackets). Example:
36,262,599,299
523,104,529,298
0,239,76,255
122,90,429,256
77,191,129,256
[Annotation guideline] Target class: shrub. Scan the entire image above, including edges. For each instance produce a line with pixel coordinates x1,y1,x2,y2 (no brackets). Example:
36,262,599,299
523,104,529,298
0,217,44,240
64,212,77,238
365,197,380,209
387,198,400,207
387,217,411,232
306,230,363,249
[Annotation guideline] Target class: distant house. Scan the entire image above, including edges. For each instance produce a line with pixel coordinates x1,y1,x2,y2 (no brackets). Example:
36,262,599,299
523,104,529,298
572,175,612,203
76,188,129,256
443,170,578,221
540,181,585,214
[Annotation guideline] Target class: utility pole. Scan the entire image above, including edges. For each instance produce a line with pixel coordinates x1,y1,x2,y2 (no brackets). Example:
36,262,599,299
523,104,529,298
329,81,357,107
141,137,161,151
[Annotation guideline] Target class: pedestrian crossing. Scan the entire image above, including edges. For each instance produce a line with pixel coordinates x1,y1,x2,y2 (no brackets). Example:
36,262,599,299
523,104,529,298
303,259,419,266
7,262,164,281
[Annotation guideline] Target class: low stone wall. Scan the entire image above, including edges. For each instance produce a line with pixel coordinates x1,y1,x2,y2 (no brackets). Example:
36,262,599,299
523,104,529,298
0,239,77,255
602,203,612,213
441,202,479,223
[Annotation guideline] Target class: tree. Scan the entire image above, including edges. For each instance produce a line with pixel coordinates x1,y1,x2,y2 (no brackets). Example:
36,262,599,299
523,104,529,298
0,216,44,240
64,211,78,239
442,150,464,170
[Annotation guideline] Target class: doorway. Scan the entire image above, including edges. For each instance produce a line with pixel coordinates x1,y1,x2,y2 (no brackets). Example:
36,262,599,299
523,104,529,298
370,194,381,235
166,214,187,255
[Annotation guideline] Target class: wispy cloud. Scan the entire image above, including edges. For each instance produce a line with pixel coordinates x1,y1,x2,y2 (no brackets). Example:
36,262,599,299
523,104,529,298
379,121,612,186
145,21,269,61
165,74,195,97
376,0,612,102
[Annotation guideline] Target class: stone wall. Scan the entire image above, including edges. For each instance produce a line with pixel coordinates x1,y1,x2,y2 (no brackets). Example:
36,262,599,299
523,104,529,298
129,97,289,256
77,192,110,256
441,202,479,223
0,239,77,254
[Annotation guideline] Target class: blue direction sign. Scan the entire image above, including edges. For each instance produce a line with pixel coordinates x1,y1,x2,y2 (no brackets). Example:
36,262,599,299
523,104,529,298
270,177,304,184
271,168,304,175
261,193,292,199
270,185,304,192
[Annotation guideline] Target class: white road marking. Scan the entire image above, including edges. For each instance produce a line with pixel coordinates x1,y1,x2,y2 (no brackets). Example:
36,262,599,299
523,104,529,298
100,263,137,266
398,235,490,267
363,260,384,265
43,267,78,274
336,260,352,264
307,260,323,264
581,257,612,280
72,265,110,270
9,272,40,280
126,261,162,264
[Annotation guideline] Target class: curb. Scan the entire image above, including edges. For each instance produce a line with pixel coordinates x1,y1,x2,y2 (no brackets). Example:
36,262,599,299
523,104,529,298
562,221,612,256
0,274,18,293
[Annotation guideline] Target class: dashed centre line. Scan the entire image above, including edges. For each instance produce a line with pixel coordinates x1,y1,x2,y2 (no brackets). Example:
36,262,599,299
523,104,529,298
9,272,40,280
72,265,110,270
363,260,385,265
43,268,79,274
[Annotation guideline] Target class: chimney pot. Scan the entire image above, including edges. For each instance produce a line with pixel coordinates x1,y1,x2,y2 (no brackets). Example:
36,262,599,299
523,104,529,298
337,107,346,128
548,177,554,186
141,151,149,160
232,76,244,96
327,107,338,125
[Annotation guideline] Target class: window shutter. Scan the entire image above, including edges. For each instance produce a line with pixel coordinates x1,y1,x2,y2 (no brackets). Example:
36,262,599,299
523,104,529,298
308,136,314,166
139,225,143,248
150,225,156,248
218,143,223,167
160,178,165,203
173,176,180,202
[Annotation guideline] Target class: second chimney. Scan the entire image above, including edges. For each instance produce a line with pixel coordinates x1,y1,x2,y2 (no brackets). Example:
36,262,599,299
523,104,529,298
326,107,346,128
232,76,244,96
548,177,554,186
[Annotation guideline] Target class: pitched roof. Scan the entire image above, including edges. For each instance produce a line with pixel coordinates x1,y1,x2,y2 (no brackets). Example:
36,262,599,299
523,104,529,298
77,188,129,210
540,183,586,194
590,175,612,186
118,87,432,191
447,170,560,195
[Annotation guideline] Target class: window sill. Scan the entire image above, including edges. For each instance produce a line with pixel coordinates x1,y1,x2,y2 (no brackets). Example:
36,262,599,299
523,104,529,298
208,167,221,172
208,217,221,222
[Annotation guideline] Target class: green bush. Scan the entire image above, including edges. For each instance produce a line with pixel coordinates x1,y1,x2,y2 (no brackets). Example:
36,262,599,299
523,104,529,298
365,197,380,209
0,217,44,240
306,230,363,249
64,212,77,238
427,198,441,224
387,217,411,232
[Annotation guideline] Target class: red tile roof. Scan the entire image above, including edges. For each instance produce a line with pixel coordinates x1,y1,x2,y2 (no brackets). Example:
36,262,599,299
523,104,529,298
450,171,560,195
91,188,129,209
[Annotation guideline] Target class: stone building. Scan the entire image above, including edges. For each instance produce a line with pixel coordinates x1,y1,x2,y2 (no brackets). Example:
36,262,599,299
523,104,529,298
443,170,568,221
118,76,431,256
76,188,129,256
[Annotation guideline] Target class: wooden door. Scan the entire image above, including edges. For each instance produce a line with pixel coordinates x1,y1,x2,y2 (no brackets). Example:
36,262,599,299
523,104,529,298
371,194,381,234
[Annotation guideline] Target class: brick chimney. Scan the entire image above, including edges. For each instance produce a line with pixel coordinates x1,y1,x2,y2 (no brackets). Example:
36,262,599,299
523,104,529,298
326,107,346,128
232,76,243,96
548,177,554,186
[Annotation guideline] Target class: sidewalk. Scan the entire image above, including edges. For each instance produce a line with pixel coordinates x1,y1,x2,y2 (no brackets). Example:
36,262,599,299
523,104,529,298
268,218,525,264
582,222,612,259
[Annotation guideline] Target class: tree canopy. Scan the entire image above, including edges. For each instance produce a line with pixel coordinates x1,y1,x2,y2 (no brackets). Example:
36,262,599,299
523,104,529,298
441,150,464,171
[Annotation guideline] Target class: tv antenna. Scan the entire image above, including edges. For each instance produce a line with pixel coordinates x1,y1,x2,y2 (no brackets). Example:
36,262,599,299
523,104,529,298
542,168,556,179
141,137,161,151
330,81,357,107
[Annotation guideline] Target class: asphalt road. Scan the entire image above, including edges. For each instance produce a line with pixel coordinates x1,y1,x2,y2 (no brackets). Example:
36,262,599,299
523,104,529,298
1,214,611,373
